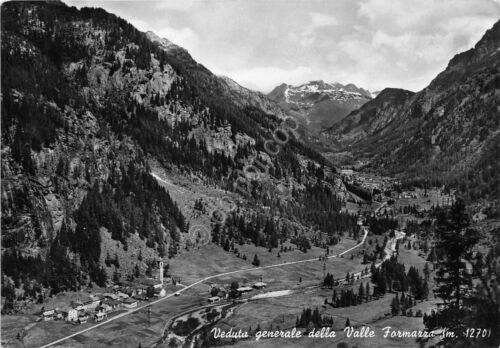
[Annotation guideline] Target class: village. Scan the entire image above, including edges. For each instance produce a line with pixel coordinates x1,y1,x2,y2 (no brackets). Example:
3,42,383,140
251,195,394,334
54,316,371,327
36,256,270,327
339,168,454,217
38,258,170,325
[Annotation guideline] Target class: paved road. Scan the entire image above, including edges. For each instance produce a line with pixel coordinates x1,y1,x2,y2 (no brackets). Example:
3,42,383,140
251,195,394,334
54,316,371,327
39,229,368,348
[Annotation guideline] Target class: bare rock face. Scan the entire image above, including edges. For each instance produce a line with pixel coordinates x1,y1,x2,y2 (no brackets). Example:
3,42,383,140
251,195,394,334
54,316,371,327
1,1,356,295
218,76,288,119
148,69,176,96
146,31,180,52
1,93,137,255
44,193,63,233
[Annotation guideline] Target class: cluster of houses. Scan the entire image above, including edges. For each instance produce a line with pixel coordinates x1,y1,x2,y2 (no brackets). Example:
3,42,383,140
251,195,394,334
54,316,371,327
399,192,419,199
236,281,267,296
341,169,398,195
207,282,267,304
41,258,169,325
41,292,136,324
41,279,167,324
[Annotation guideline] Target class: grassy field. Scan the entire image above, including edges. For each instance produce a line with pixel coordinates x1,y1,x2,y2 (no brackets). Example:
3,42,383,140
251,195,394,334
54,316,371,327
398,246,428,273
221,285,392,332
169,237,363,292
1,283,211,348
215,288,425,348
1,315,35,348
2,237,370,348
2,211,422,348
211,240,434,348
42,291,206,348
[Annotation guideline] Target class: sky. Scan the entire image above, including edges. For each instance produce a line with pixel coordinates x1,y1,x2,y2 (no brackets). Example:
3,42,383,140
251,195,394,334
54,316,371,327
66,0,500,93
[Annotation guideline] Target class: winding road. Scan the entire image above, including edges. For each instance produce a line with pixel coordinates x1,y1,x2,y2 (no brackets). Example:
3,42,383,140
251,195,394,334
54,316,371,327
39,229,369,348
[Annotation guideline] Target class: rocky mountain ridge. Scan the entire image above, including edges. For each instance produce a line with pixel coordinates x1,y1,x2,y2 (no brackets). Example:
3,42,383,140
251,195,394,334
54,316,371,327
322,19,500,201
1,1,353,298
268,80,372,133
322,88,415,145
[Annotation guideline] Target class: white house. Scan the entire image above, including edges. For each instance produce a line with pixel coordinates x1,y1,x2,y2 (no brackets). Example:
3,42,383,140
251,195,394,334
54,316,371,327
103,293,119,300
253,282,267,289
102,299,121,311
59,307,78,322
122,298,138,309
78,314,89,324
116,291,129,300
81,299,100,310
94,312,107,322
208,296,220,303
154,288,166,298
42,309,55,321
96,303,113,313
237,286,253,294
73,301,85,312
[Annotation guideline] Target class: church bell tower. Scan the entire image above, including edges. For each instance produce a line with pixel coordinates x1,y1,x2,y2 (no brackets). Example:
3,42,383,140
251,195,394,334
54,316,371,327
158,258,164,285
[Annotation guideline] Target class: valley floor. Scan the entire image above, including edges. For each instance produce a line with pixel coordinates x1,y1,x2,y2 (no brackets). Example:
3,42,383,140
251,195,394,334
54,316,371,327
2,171,447,348
1,234,366,348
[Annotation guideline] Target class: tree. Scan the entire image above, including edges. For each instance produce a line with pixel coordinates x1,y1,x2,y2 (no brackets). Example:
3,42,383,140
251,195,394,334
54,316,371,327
428,247,437,264
332,289,337,305
146,285,155,298
429,199,496,347
113,271,121,283
345,317,351,328
252,254,260,267
362,253,369,264
391,294,400,316
358,283,365,302
229,281,240,298
423,262,430,281
210,287,219,297
422,281,429,300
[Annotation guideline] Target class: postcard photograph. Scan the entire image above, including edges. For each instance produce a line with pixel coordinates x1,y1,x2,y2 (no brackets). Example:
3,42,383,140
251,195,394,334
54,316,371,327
1,0,499,347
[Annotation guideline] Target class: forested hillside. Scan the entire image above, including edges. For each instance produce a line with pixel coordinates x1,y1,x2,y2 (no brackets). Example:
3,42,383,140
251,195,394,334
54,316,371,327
322,20,500,204
1,1,353,301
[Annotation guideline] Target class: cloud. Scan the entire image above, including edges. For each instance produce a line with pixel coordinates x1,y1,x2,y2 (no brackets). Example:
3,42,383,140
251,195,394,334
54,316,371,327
309,12,338,27
323,0,500,91
106,8,201,59
301,12,339,47
358,0,497,35
66,0,500,92
153,0,197,12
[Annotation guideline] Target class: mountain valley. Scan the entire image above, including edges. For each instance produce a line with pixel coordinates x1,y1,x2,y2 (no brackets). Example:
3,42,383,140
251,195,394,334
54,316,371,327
1,2,499,348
